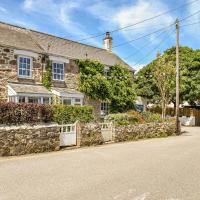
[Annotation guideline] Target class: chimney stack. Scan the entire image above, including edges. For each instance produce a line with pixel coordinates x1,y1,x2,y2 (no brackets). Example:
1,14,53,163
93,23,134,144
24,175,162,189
103,32,112,52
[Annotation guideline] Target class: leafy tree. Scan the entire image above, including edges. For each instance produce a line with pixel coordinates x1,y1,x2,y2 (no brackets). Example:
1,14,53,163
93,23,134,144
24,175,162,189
135,46,200,107
134,61,159,103
109,64,136,112
153,53,175,118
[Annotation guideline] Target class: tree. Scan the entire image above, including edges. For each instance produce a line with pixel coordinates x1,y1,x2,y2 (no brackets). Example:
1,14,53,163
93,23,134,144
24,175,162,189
135,46,200,108
134,61,160,103
153,53,175,118
109,65,136,113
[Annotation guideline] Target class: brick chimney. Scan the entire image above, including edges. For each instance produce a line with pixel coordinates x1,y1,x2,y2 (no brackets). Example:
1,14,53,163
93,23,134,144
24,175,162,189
103,32,112,52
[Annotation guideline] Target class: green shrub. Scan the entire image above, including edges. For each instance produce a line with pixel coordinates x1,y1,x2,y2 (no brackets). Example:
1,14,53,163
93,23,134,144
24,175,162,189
141,111,163,123
53,105,94,124
0,102,53,125
105,112,142,125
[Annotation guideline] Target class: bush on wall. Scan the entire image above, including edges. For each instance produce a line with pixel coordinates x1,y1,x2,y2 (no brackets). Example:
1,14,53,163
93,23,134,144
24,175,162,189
53,105,94,124
0,102,53,125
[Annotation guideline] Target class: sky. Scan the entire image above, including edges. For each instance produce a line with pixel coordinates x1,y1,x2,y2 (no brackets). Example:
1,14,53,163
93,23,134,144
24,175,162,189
0,0,200,70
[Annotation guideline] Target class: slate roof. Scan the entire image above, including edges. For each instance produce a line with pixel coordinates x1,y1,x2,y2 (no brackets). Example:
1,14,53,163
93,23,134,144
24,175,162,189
0,21,132,70
8,82,52,95
52,87,83,95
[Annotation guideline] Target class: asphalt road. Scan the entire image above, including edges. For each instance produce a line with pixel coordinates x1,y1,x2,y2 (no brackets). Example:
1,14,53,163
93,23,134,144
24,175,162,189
0,127,200,200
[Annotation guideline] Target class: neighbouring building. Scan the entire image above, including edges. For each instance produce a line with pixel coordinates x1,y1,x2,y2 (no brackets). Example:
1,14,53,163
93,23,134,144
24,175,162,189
0,22,133,117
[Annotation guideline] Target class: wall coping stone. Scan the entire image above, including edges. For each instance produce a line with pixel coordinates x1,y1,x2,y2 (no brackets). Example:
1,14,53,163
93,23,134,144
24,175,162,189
0,123,61,130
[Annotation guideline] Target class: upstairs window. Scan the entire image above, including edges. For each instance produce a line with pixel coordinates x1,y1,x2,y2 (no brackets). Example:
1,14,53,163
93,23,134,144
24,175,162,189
53,62,64,81
104,66,109,78
18,56,32,78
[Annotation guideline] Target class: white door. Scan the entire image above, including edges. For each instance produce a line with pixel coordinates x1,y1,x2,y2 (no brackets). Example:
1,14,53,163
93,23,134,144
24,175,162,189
60,123,77,146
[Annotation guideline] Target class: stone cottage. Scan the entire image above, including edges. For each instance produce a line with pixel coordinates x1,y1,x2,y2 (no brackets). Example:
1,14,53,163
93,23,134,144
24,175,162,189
0,22,133,117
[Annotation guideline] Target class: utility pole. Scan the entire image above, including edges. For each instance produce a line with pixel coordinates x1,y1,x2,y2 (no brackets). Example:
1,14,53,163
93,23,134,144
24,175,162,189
175,18,181,135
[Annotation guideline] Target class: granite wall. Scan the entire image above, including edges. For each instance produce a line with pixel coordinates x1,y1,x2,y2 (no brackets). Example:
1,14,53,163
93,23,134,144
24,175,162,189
0,124,60,156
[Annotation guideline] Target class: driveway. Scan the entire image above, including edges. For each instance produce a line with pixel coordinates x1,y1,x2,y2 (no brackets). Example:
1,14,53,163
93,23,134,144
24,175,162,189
0,127,200,200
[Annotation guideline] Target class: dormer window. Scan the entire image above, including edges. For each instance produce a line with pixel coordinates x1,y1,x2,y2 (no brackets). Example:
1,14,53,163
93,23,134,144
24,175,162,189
104,66,109,77
18,56,32,78
52,62,64,81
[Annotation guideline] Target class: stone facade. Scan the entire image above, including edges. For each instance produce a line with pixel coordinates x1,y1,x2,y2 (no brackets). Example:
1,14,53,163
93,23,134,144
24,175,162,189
0,46,43,101
0,124,60,156
0,45,101,116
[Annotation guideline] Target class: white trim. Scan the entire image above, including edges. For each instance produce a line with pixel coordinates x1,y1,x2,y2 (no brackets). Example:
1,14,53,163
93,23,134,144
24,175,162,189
14,49,38,58
8,85,17,96
49,55,69,63
51,89,84,98
17,56,33,78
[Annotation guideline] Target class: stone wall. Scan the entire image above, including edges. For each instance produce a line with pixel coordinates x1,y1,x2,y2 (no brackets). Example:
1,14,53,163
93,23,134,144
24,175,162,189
114,122,176,142
0,124,60,156
80,123,104,146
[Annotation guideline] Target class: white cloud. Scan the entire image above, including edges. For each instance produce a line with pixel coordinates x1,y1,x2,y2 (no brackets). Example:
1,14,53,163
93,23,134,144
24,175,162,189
22,0,101,46
87,0,174,45
0,6,7,13
185,0,200,36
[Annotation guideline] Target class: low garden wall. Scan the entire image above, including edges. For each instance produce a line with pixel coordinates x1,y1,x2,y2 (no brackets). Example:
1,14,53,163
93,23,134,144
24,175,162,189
114,122,176,142
80,122,176,146
0,124,60,156
80,123,104,146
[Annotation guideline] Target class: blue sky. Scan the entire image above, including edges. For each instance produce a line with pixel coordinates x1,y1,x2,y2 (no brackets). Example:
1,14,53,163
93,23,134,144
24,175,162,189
0,0,200,70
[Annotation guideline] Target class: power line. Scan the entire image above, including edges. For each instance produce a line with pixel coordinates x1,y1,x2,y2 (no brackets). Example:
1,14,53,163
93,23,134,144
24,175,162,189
132,28,175,68
123,26,174,60
112,9,200,49
113,23,175,48
180,21,200,27
77,0,199,42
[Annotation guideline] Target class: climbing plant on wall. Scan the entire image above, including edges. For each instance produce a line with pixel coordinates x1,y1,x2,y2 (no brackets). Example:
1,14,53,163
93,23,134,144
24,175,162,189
77,59,136,113
42,59,52,90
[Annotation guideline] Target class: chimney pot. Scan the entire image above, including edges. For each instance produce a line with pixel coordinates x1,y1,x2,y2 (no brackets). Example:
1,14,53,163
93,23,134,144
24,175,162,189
103,32,112,52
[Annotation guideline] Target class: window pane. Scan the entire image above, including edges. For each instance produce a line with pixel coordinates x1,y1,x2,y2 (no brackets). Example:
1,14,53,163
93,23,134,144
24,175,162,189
43,97,50,105
28,97,39,103
63,99,71,105
19,96,25,103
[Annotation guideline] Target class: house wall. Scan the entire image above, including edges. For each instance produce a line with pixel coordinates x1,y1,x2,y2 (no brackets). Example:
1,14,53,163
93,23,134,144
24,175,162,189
0,46,43,101
0,45,101,116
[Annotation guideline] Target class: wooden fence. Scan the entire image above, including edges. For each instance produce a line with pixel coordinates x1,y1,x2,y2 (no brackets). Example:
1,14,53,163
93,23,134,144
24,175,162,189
148,106,200,126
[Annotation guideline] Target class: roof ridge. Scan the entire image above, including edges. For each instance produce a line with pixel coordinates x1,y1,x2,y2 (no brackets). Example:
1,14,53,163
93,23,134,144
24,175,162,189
0,20,106,52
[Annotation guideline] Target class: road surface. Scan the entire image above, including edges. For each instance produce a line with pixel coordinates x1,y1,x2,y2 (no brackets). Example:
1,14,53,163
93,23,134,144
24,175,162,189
0,127,200,200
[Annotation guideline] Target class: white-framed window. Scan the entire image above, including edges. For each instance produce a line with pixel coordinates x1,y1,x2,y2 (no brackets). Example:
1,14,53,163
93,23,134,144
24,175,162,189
101,102,109,116
62,98,83,106
104,66,109,77
52,62,64,81
18,56,32,78
9,96,51,105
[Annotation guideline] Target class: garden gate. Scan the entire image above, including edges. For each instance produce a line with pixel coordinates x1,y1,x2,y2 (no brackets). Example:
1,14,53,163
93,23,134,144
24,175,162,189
60,121,77,146
100,122,114,142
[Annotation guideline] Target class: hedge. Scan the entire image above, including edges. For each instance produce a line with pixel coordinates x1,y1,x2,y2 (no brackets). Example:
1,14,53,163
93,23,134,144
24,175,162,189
0,102,53,125
53,105,94,124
